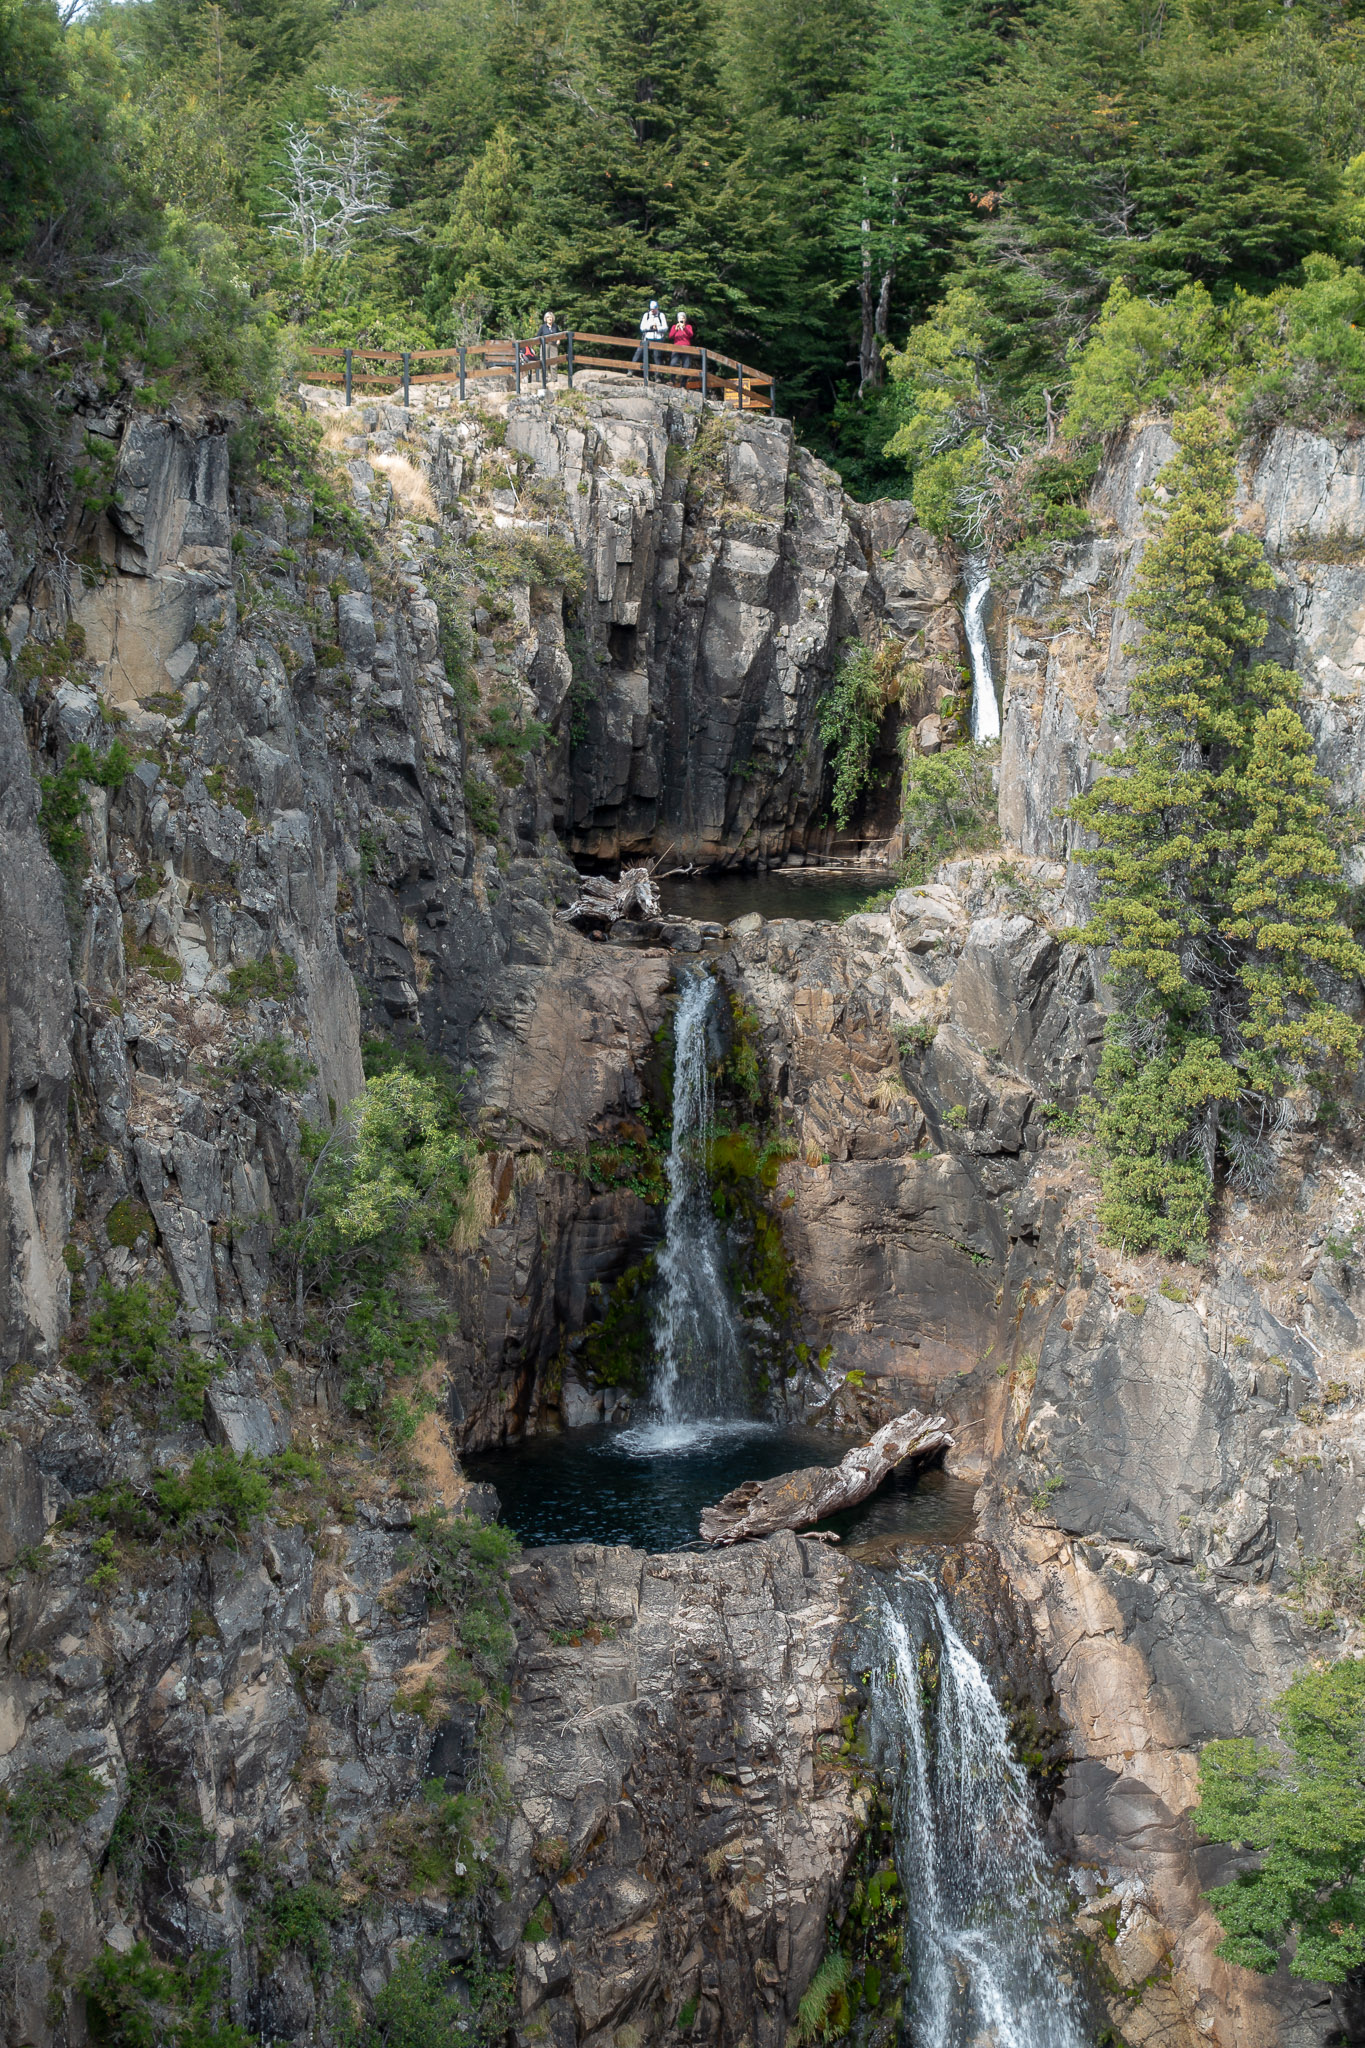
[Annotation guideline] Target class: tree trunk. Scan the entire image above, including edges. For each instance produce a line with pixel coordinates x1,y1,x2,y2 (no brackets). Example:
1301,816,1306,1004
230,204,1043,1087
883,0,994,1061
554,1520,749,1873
698,1408,953,1544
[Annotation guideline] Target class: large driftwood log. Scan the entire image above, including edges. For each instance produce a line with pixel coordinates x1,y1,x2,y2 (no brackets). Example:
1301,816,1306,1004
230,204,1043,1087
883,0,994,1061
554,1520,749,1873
558,866,661,932
698,1409,953,1546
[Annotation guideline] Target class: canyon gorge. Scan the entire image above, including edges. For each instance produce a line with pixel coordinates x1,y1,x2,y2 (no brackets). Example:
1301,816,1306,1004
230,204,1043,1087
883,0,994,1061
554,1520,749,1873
4,365,1365,2048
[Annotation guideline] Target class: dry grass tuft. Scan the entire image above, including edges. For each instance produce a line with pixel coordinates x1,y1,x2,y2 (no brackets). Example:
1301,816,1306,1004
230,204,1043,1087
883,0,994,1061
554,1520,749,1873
373,452,438,520
450,1153,496,1254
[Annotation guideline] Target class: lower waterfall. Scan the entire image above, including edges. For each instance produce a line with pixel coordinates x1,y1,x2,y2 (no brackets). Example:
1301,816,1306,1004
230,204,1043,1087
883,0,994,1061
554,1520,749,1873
866,1574,1090,2048
648,971,747,1430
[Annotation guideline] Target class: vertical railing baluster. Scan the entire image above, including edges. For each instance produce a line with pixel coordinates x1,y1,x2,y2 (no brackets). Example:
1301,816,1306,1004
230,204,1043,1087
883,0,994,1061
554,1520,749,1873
701,350,708,403
516,343,522,398
738,363,744,412
402,352,411,406
344,348,353,408
567,332,575,388
458,347,466,402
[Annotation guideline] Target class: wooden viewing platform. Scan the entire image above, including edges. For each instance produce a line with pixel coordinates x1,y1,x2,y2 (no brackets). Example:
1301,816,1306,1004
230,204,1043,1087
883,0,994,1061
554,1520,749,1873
303,331,775,413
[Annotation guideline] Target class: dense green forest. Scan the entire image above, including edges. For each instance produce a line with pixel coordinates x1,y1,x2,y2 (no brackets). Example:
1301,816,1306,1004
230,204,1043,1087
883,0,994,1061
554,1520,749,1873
11,0,1365,502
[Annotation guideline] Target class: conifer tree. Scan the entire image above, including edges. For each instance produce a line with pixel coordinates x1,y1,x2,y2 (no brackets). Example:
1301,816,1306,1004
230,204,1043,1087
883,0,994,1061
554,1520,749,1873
1071,406,1364,1256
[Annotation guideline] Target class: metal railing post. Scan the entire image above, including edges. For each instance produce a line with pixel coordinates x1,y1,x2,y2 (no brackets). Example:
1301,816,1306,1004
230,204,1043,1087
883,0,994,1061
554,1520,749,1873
540,338,548,392
642,340,649,387
344,348,353,408
701,350,708,403
458,347,466,402
515,344,522,398
567,332,575,388
769,379,776,418
738,363,744,412
402,352,411,406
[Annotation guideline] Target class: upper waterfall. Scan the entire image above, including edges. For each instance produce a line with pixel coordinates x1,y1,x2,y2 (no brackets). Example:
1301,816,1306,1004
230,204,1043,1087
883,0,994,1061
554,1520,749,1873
964,560,1001,744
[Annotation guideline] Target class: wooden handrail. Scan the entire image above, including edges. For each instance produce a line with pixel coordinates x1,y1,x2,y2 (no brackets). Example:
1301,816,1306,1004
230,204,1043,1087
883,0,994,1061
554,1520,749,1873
301,330,774,410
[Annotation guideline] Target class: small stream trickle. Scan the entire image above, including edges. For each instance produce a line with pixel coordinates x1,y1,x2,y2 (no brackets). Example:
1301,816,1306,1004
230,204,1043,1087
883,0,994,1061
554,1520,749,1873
963,560,1001,745
867,1573,1090,2048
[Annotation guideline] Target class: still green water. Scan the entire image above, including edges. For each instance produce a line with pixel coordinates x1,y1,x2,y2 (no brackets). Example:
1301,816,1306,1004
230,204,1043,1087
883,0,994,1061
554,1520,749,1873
659,871,891,926
464,1422,975,1554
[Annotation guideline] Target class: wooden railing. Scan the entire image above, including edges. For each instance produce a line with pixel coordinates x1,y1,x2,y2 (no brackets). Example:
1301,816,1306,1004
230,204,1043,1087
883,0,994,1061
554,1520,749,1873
302,331,775,413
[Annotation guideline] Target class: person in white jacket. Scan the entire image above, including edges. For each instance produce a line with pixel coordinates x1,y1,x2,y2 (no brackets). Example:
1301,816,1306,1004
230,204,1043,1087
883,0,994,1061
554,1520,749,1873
633,300,667,373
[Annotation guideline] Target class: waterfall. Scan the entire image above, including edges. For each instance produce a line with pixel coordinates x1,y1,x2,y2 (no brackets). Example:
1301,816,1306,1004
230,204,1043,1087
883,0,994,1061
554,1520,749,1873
647,972,747,1433
963,561,1001,744
865,1574,1090,2048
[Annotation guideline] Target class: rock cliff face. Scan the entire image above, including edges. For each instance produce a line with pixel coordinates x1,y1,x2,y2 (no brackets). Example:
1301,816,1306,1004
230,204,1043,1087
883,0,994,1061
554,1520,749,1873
0,372,955,2048
716,413,1365,2047
997,418,1365,892
4,370,1365,2048
498,384,959,866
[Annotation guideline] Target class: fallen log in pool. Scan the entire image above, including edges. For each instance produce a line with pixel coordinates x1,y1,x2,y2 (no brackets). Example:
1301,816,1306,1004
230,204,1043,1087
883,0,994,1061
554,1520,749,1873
698,1408,954,1545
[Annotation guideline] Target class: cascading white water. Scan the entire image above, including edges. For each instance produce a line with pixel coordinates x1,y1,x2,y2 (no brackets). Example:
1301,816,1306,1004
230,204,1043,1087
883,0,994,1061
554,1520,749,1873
964,561,1001,744
647,972,747,1432
866,1574,1091,2048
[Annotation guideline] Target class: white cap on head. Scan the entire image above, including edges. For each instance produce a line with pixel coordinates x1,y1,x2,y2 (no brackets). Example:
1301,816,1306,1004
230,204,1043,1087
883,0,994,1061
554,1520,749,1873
649,300,658,308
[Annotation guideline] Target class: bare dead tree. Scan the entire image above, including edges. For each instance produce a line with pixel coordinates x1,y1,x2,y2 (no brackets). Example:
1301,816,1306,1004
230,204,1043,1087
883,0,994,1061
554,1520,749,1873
266,89,395,260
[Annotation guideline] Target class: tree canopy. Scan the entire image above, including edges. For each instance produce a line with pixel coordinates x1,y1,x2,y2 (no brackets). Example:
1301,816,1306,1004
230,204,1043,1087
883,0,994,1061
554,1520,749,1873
1196,1658,1365,1984
9,0,1365,463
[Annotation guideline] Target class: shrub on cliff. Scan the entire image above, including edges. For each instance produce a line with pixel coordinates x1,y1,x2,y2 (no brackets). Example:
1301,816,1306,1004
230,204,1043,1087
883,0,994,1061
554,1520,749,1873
83,1942,249,2048
1070,407,1365,1256
294,1055,474,1415
1195,1657,1365,1982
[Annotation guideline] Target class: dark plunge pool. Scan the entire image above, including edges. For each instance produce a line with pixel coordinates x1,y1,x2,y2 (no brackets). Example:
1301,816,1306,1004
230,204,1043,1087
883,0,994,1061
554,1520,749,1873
659,871,891,927
463,1421,977,1556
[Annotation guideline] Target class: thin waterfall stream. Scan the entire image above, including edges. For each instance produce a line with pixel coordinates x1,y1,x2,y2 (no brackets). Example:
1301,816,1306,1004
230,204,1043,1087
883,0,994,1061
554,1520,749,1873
624,970,748,1449
963,560,1001,744
866,1572,1091,2048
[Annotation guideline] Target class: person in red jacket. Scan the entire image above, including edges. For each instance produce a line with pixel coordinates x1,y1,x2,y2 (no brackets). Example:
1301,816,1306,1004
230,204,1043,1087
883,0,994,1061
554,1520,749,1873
667,309,694,371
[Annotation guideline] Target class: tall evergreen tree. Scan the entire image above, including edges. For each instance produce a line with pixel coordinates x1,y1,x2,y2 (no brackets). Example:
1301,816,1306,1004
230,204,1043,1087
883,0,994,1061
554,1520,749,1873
1070,407,1365,1255
530,0,783,343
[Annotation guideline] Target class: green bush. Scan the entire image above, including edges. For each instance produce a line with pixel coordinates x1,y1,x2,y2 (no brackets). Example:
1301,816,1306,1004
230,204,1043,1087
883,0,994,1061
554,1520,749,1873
819,645,891,830
106,1767,210,1889
225,953,298,1007
3,1756,105,1857
574,1256,657,1392
105,1199,155,1250
1065,260,1365,444
39,740,133,876
256,1879,345,1968
152,1448,273,1536
407,1511,520,1690
127,936,184,985
1195,1658,1365,1982
83,1941,250,2048
296,1062,475,1414
365,1938,513,2048
67,1279,218,1422
479,697,551,787
463,777,500,837
83,1448,275,1547
900,744,999,884
228,1033,316,1093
